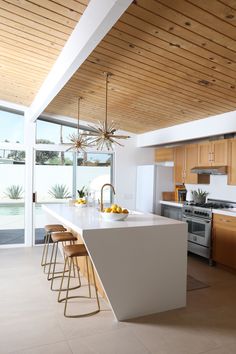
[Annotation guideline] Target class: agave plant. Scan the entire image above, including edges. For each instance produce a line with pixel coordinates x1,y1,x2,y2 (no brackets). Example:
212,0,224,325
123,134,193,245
191,189,209,204
48,184,71,199
5,185,23,199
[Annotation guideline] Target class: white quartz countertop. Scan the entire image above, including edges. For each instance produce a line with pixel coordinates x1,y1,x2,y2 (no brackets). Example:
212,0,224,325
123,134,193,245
42,204,183,234
159,200,184,208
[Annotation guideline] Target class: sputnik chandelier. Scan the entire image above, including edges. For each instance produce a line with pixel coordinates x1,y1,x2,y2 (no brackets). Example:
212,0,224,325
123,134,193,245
85,72,130,151
67,97,93,152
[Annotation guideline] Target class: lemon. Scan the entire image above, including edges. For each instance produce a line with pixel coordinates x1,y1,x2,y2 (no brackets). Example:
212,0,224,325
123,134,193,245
105,207,111,213
116,206,122,213
122,209,129,214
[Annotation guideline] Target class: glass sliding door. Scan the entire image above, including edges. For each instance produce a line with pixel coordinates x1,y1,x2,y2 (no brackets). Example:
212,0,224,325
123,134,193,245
76,152,113,205
33,149,73,244
0,149,25,245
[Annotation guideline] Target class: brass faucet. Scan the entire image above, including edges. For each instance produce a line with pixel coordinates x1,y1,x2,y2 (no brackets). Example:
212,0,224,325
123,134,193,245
100,183,116,212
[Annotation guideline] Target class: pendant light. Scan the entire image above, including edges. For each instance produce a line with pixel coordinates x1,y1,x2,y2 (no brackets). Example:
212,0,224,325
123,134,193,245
86,72,130,151
67,97,93,152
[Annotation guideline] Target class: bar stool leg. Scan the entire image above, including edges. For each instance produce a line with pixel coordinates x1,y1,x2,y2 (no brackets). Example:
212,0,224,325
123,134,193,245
58,256,69,302
50,241,80,292
47,242,56,280
41,232,49,267
58,255,100,318
50,242,59,290
85,256,91,298
74,257,81,286
90,260,100,312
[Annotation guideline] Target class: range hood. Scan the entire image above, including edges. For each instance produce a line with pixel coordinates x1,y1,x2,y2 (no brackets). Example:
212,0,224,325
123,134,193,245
191,166,227,175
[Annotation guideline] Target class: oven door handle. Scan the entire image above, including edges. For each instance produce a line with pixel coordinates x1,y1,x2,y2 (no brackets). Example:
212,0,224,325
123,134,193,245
190,217,211,224
182,216,211,225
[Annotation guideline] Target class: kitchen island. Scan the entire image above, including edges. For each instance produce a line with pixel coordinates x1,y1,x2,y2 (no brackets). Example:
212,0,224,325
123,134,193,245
43,204,188,321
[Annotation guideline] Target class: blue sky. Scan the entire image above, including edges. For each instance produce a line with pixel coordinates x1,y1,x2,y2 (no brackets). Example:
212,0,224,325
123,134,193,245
0,111,110,162
0,111,24,143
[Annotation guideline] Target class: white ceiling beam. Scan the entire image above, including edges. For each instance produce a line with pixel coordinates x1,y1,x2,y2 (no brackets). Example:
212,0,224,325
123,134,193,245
137,110,236,147
25,0,133,122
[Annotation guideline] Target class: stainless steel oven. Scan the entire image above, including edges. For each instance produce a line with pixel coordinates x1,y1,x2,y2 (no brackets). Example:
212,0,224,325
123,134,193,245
182,199,236,263
182,205,212,260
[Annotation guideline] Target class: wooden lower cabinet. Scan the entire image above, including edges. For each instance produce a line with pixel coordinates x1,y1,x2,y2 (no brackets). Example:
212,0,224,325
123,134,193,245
212,214,236,270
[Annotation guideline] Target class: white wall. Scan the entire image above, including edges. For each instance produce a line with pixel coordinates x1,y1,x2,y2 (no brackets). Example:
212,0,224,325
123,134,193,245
0,164,110,201
186,175,236,203
114,134,155,209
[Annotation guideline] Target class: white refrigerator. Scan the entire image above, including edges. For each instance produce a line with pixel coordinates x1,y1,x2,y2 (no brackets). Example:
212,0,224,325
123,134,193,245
136,165,174,214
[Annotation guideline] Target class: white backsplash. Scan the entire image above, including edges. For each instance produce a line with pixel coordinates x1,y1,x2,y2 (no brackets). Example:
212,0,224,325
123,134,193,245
185,175,236,203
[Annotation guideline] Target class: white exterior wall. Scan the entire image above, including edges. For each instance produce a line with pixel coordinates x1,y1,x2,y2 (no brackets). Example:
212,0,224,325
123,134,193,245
0,165,110,200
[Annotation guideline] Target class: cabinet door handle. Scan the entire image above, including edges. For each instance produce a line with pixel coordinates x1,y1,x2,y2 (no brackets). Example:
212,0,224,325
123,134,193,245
211,152,215,162
208,152,212,162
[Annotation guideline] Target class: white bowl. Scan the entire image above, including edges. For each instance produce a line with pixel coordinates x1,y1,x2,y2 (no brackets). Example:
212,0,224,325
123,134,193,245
74,203,87,208
100,212,128,221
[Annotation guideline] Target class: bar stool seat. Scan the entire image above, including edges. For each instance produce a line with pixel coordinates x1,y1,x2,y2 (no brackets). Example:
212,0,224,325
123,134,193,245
45,224,66,233
63,244,88,257
41,224,67,271
58,243,100,318
51,232,77,243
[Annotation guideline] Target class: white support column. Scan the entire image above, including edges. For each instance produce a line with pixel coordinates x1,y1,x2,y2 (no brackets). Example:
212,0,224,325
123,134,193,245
24,118,35,247
25,0,133,122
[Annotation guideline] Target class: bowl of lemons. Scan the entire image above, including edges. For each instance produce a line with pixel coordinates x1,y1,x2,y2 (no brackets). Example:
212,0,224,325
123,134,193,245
74,198,87,208
101,204,129,221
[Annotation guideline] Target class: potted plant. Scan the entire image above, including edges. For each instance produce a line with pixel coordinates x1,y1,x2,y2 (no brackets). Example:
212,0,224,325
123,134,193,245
75,186,88,205
191,189,209,204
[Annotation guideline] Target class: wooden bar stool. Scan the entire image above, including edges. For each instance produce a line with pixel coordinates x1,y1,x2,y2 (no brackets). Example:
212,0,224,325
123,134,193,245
48,232,78,291
58,244,100,318
41,224,67,273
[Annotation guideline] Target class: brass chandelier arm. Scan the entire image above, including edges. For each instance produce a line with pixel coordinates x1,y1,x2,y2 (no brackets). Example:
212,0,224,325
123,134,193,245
66,96,94,152
77,97,81,138
67,71,131,151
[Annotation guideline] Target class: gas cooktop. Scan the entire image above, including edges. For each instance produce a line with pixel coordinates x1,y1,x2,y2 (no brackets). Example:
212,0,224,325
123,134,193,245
184,199,235,210
185,202,233,209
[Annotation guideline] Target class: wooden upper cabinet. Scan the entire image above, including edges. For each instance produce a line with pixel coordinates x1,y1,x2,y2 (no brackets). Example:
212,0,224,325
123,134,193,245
185,144,198,184
174,144,209,185
198,142,211,166
211,140,228,166
198,140,228,166
228,139,236,185
155,147,174,162
174,146,185,184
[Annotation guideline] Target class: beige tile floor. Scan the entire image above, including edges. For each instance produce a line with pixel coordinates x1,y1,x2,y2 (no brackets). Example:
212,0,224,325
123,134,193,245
0,247,236,354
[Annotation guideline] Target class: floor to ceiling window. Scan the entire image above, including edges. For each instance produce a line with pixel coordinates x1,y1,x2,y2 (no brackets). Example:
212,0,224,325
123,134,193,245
0,110,25,246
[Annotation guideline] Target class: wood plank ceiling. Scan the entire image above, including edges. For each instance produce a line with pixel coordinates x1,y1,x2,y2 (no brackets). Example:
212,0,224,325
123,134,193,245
0,0,88,104
1,0,236,133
